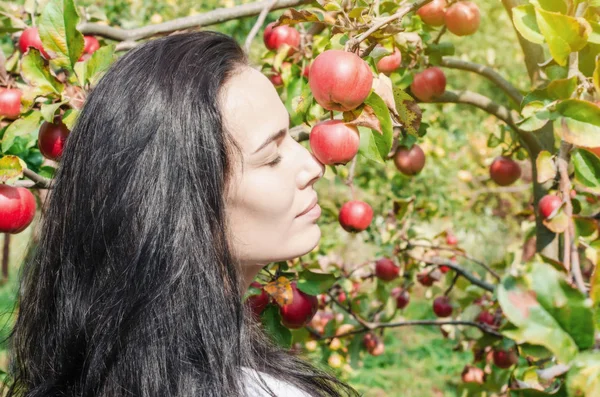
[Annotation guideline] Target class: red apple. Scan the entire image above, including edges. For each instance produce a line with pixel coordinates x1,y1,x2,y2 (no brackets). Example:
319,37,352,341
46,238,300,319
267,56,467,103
303,63,310,78
433,296,453,317
392,287,410,309
338,291,347,303
375,258,400,281
476,311,496,327
19,27,50,59
0,185,36,234
410,67,446,102
279,281,318,329
489,156,521,186
309,49,373,112
363,333,384,356
439,265,450,273
338,200,373,233
268,62,291,87
263,22,300,55
393,144,426,175
493,348,518,369
78,36,101,61
445,1,480,36
83,35,100,54
446,232,458,246
246,281,270,318
0,88,22,119
270,73,283,86
417,272,435,286
38,120,70,161
376,47,402,75
539,194,562,219
309,120,360,165
417,0,447,26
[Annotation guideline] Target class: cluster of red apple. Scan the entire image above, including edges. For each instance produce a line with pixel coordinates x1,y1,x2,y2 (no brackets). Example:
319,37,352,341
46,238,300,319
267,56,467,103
0,26,95,235
417,0,481,37
0,27,100,121
0,117,69,235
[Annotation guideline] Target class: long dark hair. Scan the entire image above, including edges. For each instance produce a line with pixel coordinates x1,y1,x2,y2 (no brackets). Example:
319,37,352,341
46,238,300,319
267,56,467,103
4,31,360,397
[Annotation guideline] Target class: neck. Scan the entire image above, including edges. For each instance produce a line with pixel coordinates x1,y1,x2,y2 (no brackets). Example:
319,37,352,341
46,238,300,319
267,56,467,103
240,262,268,295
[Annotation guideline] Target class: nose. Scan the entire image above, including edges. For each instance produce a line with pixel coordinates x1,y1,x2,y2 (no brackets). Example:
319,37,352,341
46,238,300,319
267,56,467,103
296,142,325,189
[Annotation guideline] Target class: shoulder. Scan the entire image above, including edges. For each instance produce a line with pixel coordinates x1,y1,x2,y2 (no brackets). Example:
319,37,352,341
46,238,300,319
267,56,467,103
241,366,312,397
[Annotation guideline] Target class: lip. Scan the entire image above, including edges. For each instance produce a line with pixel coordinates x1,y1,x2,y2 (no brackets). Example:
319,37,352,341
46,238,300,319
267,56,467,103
296,196,318,218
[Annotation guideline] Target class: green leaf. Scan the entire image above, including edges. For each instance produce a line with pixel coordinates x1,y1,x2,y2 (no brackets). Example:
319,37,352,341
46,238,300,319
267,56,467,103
61,108,79,130
20,49,64,96
296,270,337,295
589,20,600,45
497,262,589,363
37,165,56,179
512,5,545,45
573,216,597,238
590,260,600,330
546,76,578,100
40,101,67,123
393,87,421,136
536,150,556,183
260,305,292,348
1,110,43,153
535,8,591,66
566,352,600,397
572,149,600,190
84,44,115,87
593,57,600,94
363,91,393,161
39,0,84,71
554,99,600,147
358,126,385,164
0,155,25,182
529,0,567,13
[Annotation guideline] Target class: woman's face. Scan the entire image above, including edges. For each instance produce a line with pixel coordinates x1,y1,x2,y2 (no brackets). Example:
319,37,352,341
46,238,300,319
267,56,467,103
221,66,325,271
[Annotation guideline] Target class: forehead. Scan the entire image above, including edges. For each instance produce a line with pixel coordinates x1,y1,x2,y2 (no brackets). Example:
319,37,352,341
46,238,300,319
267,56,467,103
220,67,289,155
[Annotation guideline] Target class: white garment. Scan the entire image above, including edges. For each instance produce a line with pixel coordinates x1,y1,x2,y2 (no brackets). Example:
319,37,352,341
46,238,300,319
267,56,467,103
241,366,312,397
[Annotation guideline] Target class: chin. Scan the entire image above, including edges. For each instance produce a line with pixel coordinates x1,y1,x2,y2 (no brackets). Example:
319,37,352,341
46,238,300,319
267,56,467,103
295,224,322,257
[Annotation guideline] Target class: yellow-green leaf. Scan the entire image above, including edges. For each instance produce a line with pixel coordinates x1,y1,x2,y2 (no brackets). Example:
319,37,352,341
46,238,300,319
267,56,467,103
39,0,84,71
535,8,591,66
0,155,24,182
536,150,556,183
513,5,545,45
20,48,64,96
554,99,600,147
1,110,43,153
566,352,600,397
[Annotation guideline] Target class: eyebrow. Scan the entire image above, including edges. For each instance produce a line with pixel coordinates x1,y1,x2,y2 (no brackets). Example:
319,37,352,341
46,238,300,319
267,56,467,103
252,128,287,154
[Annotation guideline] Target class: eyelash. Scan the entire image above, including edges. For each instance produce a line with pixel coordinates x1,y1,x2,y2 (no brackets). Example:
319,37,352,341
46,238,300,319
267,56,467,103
267,155,283,167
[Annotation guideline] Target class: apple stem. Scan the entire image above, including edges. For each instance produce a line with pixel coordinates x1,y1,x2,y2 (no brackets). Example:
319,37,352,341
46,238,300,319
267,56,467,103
444,273,459,296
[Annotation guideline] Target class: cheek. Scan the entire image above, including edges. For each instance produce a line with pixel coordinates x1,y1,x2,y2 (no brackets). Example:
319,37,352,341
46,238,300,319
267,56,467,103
227,169,296,245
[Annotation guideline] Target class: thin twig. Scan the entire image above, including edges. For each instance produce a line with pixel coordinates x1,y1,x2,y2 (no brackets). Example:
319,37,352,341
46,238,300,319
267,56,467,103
404,240,501,280
244,0,278,54
432,25,446,45
21,168,53,189
326,290,375,330
316,319,502,341
344,0,433,52
78,0,313,42
408,254,496,292
440,57,523,104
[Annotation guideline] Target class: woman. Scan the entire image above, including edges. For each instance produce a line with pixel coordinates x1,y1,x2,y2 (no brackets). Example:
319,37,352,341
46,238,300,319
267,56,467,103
4,31,361,397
